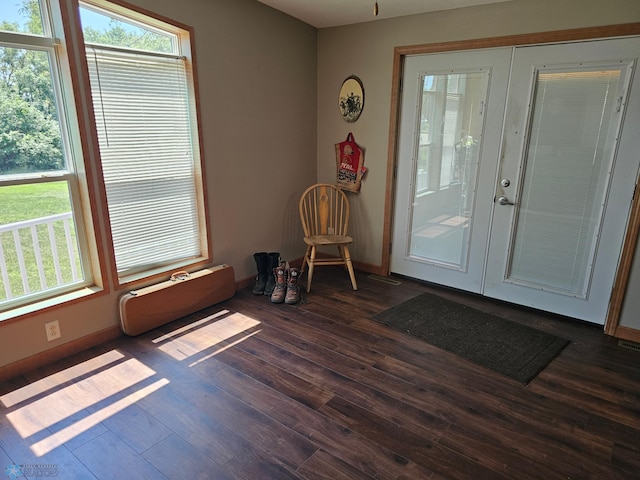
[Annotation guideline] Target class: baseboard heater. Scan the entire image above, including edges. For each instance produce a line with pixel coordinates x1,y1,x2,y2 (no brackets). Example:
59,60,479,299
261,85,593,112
119,264,235,336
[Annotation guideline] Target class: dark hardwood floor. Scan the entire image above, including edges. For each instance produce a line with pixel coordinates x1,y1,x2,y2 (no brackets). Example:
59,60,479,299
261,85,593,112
2,268,639,479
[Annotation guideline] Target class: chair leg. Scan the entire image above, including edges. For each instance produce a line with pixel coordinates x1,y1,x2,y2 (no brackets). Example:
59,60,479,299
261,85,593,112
300,246,311,274
343,245,358,290
337,245,348,271
306,246,316,293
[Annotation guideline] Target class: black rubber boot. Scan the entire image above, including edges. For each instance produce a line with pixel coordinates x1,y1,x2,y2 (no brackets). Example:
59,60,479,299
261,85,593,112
252,252,269,295
263,252,281,296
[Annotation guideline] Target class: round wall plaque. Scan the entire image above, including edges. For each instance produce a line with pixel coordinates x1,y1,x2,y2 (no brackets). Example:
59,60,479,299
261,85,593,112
339,76,364,123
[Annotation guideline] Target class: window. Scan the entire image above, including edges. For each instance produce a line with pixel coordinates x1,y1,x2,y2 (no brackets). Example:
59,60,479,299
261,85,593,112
0,0,207,316
0,0,92,311
79,1,209,283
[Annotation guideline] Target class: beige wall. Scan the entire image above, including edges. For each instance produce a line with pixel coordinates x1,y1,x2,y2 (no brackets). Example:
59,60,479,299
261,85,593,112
0,0,317,370
317,0,640,322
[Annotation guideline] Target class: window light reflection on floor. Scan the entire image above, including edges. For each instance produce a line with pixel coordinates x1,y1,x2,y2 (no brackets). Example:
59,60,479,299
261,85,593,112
1,349,125,409
29,378,169,456
0,309,262,458
6,357,157,440
1,350,168,457
152,310,262,361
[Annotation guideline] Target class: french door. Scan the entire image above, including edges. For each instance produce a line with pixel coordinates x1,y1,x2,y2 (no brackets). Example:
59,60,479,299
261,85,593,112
391,37,640,324
392,48,512,293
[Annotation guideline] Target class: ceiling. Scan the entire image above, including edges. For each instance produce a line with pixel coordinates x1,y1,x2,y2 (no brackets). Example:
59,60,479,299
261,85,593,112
255,0,513,28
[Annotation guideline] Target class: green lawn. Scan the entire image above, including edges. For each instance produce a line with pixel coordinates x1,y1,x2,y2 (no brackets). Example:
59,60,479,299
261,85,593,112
0,181,81,303
0,181,72,224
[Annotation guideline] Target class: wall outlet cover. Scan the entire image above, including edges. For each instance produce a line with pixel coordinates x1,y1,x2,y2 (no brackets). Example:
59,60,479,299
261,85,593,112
45,320,61,341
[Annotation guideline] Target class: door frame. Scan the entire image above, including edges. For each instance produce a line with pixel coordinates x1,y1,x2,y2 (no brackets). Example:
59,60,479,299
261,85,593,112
382,23,640,331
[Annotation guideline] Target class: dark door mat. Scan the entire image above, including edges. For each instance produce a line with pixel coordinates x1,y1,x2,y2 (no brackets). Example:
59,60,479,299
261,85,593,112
371,292,570,384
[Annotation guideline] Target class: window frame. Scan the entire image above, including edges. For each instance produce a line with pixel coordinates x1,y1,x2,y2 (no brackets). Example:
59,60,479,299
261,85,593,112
78,0,211,288
0,0,107,318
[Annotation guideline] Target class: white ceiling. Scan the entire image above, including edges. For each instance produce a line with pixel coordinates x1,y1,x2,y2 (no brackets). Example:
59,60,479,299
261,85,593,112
255,0,513,28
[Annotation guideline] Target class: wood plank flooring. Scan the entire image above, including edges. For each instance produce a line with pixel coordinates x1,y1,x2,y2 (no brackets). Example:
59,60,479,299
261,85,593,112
1,268,639,479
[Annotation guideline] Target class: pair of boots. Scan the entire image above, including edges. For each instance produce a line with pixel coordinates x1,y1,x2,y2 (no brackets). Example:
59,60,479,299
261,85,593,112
252,252,281,296
270,265,300,305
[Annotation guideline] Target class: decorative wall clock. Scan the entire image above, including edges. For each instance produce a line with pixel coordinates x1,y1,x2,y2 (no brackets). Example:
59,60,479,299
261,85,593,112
339,76,364,123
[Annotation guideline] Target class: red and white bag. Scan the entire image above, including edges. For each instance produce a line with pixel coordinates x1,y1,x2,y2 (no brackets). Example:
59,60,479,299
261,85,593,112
335,132,366,192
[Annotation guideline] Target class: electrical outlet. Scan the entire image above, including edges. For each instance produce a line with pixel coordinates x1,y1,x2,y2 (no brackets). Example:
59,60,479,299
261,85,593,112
45,320,61,341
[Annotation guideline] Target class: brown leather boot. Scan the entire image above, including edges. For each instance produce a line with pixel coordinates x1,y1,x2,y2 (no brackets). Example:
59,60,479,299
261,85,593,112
270,266,287,303
285,267,300,305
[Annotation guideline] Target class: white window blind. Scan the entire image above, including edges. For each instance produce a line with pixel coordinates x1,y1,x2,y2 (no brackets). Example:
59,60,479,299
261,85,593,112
509,68,622,295
86,47,201,276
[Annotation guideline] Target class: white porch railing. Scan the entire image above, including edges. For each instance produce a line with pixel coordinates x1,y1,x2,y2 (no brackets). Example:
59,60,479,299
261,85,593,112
0,212,80,301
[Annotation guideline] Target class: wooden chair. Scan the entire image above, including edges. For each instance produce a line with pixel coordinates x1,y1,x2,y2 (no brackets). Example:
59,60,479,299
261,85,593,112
299,183,358,293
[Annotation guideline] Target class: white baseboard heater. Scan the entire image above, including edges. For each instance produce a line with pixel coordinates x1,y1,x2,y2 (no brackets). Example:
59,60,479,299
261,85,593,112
119,264,235,336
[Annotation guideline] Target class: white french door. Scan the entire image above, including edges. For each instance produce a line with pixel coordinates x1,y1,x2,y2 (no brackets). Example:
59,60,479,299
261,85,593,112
392,48,512,293
392,37,640,324
484,39,640,323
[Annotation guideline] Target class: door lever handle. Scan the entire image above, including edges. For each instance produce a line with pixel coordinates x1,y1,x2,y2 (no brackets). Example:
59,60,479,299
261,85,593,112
497,196,515,206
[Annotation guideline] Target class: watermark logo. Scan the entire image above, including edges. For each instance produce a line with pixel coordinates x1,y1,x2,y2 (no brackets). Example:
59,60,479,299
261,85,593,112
5,464,59,478
4,466,21,479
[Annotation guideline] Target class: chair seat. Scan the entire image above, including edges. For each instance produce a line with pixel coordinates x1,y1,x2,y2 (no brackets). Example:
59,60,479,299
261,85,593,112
304,234,353,246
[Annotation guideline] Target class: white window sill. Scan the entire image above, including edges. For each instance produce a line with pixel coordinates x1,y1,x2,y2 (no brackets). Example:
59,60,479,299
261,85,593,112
0,286,104,323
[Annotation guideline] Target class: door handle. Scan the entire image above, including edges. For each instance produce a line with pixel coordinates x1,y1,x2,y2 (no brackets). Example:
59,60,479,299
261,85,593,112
497,196,514,206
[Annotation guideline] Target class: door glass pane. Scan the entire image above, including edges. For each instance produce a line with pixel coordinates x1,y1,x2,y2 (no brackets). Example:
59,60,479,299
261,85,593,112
409,71,487,269
508,67,623,296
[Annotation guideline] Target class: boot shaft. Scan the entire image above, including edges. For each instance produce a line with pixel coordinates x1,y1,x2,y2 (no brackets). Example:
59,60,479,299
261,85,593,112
252,252,269,294
270,265,288,303
285,267,300,305
263,252,281,296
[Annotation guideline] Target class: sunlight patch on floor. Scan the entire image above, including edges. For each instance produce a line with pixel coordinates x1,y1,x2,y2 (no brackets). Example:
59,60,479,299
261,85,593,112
188,328,263,367
151,309,230,343
30,378,169,456
1,349,171,457
0,309,261,458
154,311,262,361
6,356,156,439
1,349,125,409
